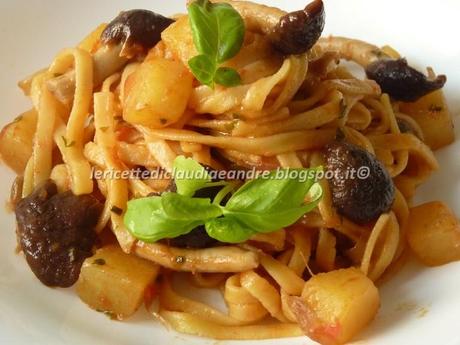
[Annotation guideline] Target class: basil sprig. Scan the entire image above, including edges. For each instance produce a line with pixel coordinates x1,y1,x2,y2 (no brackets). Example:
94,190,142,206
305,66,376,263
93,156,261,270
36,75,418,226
187,0,245,87
173,155,211,196
124,157,323,244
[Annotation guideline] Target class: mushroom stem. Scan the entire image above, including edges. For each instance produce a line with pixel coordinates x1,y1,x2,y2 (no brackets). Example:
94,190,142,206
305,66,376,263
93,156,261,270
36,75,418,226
46,44,128,105
93,44,128,85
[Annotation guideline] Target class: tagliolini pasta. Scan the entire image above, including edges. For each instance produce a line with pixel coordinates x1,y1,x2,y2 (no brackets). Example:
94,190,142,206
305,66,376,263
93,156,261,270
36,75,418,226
2,1,459,344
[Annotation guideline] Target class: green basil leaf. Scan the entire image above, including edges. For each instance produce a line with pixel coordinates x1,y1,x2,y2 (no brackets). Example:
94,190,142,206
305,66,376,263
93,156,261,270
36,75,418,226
211,3,245,62
223,203,320,233
214,67,241,87
161,192,223,220
124,165,324,245
188,0,218,56
205,217,255,243
188,0,245,61
173,155,212,196
124,197,202,243
187,0,245,87
223,169,323,233
188,54,216,87
226,169,318,212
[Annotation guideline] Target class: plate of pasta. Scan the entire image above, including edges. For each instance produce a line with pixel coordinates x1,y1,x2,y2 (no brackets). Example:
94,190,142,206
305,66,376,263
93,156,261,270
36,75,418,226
1,0,460,344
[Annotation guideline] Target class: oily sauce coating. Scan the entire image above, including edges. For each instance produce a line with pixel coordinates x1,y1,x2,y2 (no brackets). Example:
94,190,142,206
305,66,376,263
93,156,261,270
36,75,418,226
15,181,102,287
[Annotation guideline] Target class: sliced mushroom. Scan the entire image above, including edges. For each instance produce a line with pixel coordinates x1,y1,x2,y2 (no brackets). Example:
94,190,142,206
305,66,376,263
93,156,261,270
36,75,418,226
365,58,446,102
47,9,174,104
325,141,395,224
270,0,325,55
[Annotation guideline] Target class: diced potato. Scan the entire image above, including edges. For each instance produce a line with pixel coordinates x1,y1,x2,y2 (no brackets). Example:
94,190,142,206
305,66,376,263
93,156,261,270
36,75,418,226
399,90,454,150
0,109,37,174
123,58,193,128
145,41,167,62
407,201,460,266
161,15,197,67
76,245,160,319
290,268,379,345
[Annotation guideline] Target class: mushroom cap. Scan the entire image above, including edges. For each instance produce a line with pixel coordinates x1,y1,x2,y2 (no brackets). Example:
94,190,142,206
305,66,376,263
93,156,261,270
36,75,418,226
15,181,102,287
101,9,174,57
325,141,395,224
365,58,446,102
271,0,325,55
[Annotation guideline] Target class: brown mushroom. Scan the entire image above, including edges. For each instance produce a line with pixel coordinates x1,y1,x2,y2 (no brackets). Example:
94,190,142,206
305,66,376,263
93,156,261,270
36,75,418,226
365,58,446,102
47,9,174,104
15,181,102,287
270,0,325,55
101,9,174,58
325,141,395,224
316,37,447,102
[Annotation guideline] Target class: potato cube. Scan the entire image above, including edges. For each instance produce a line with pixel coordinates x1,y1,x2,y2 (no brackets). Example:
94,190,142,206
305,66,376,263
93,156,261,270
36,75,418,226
399,90,454,150
123,58,193,128
77,245,160,319
0,109,37,174
290,268,379,345
407,201,460,266
161,15,197,67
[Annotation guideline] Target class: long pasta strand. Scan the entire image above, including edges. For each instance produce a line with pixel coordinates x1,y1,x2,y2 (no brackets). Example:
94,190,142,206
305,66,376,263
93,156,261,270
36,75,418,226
49,48,94,195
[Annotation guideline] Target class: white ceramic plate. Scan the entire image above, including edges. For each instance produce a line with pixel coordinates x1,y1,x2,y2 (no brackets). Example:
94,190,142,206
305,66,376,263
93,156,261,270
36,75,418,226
1,0,459,344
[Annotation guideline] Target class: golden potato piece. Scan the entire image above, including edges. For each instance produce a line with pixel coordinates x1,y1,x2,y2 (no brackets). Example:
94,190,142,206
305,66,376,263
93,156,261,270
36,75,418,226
123,57,193,128
77,245,160,319
161,15,197,67
407,201,460,266
290,268,379,345
400,89,454,150
0,109,37,174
